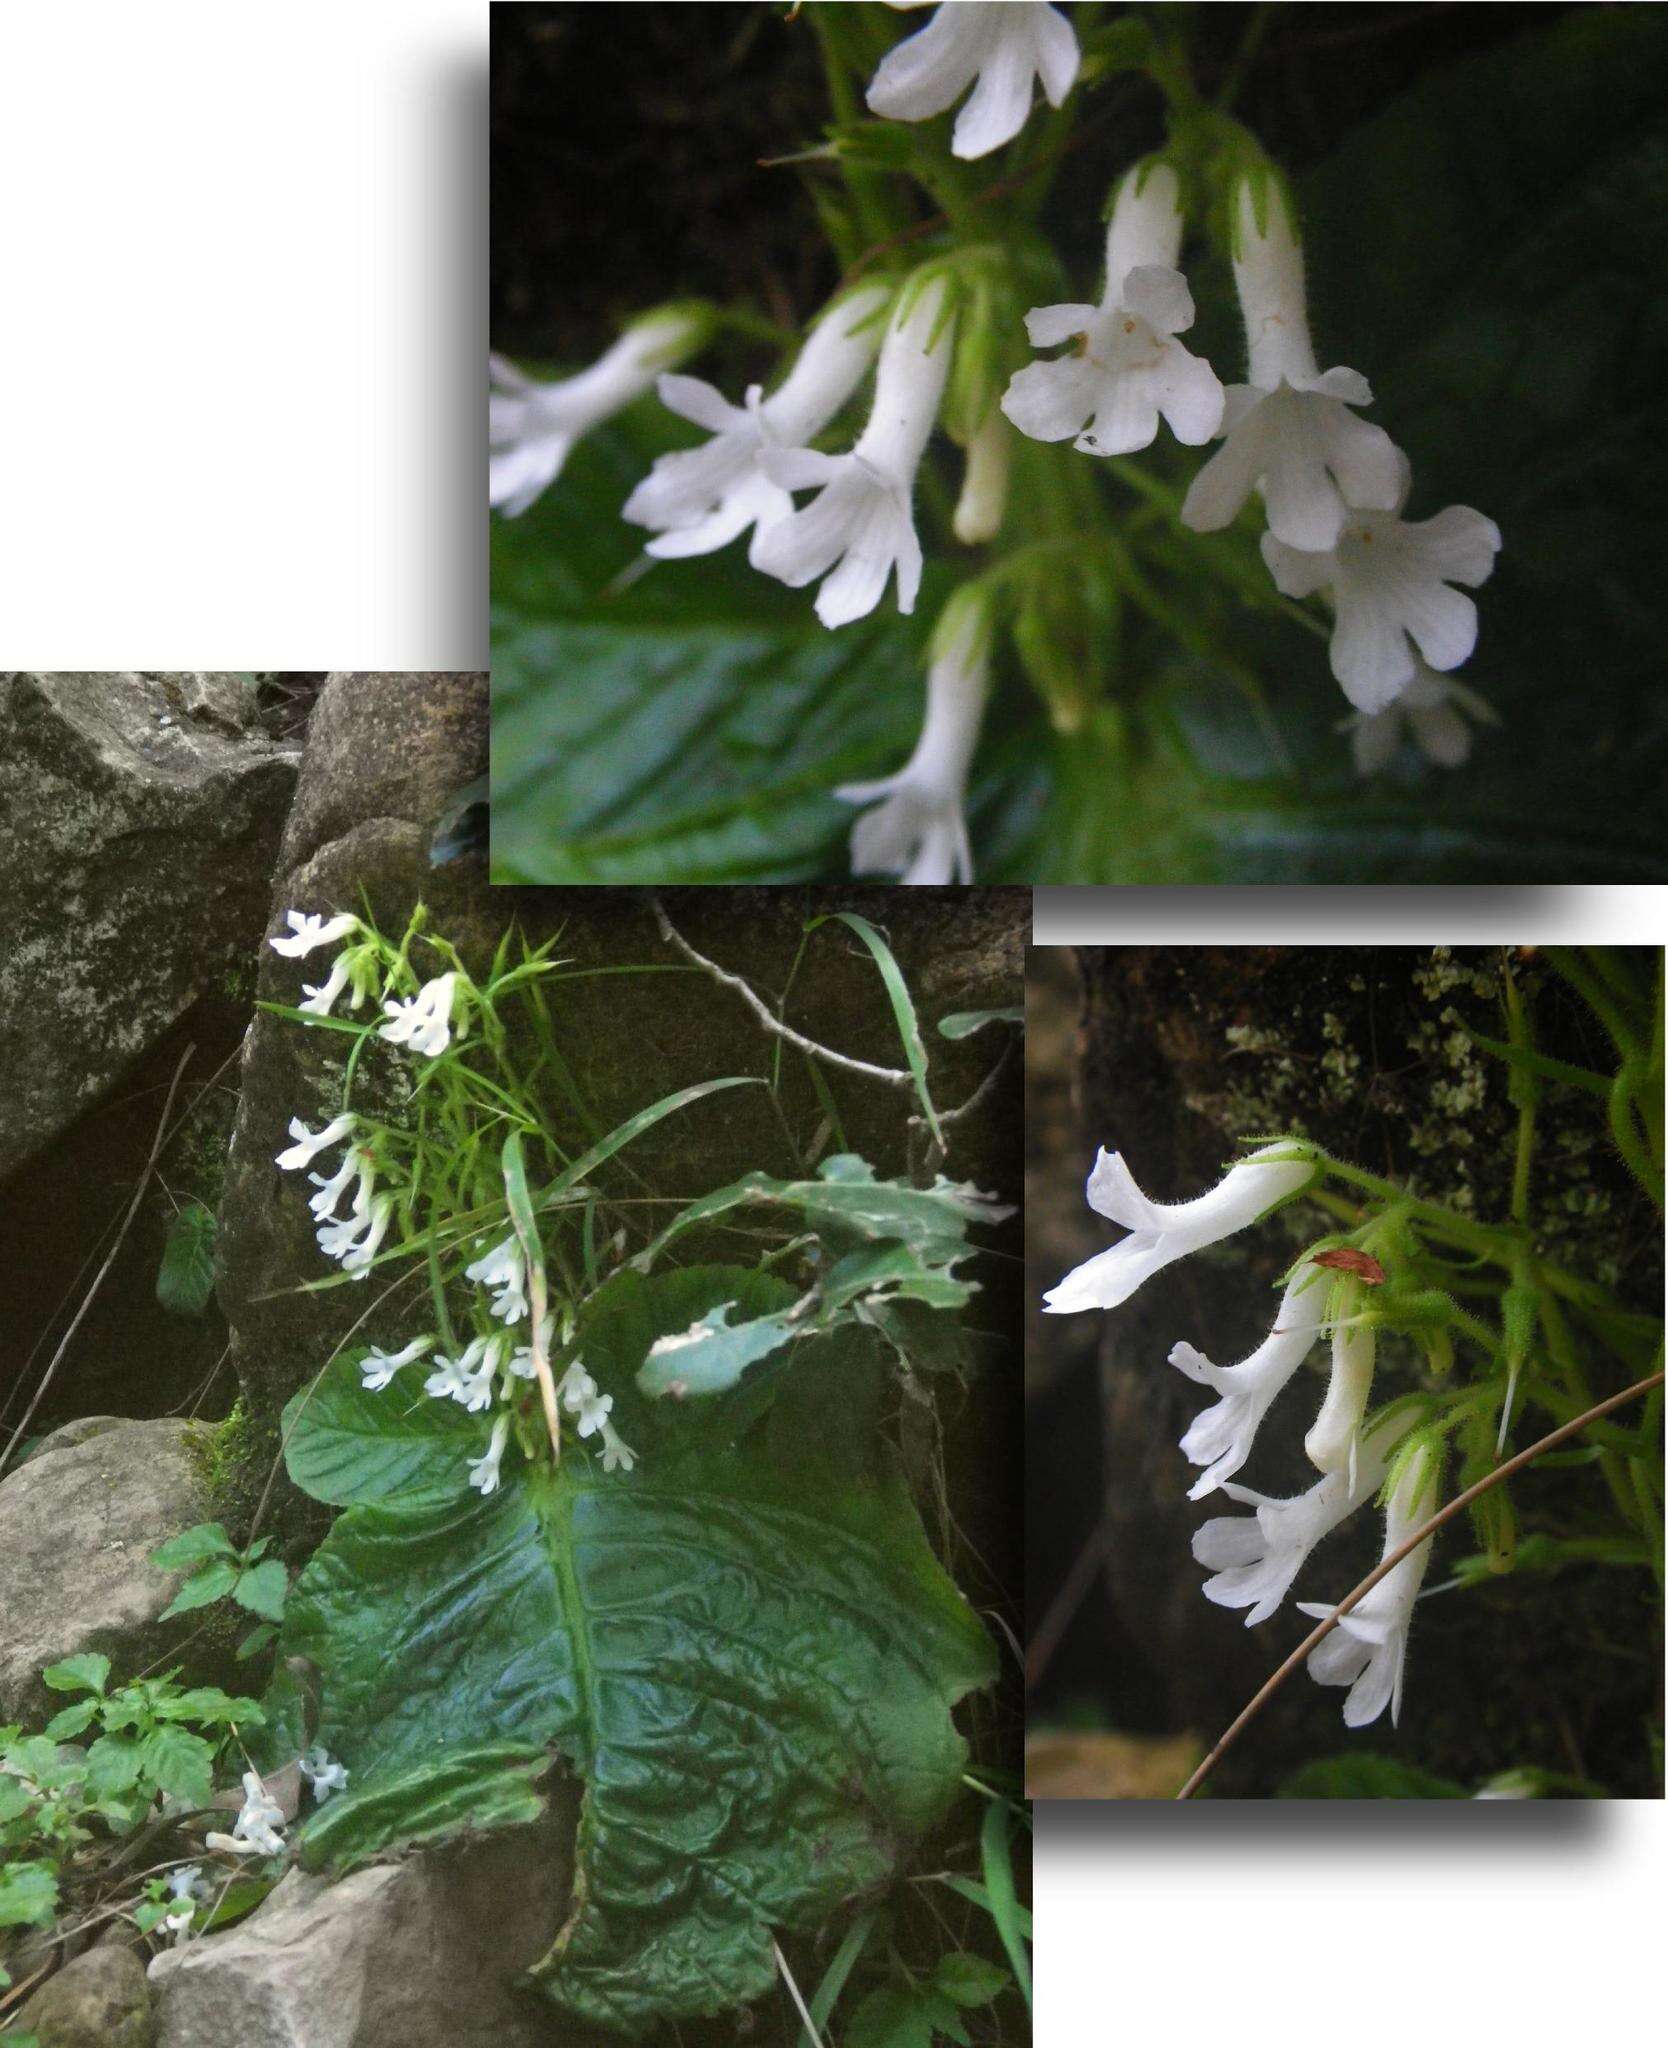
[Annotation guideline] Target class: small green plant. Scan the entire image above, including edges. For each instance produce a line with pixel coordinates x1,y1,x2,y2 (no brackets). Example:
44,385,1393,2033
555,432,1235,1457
151,1523,289,1660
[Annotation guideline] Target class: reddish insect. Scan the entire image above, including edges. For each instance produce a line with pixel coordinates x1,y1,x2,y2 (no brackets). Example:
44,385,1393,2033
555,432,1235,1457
1311,1247,1387,1285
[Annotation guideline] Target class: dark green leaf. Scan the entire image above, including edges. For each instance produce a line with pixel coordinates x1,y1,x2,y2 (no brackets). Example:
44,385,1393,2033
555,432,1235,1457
936,1008,1022,1040
157,1558,240,1620
282,1354,483,1510
285,1444,995,2035
156,1202,218,1317
299,1744,552,1870
933,1953,1009,2008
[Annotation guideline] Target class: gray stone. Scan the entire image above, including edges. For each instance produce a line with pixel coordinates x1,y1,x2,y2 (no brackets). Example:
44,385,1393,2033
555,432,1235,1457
0,673,299,1180
18,1938,153,2048
149,1809,578,2048
0,1418,215,1724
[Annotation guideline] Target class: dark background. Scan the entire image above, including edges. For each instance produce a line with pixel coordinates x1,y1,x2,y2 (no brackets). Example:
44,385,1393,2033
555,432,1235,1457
1026,946,1663,1799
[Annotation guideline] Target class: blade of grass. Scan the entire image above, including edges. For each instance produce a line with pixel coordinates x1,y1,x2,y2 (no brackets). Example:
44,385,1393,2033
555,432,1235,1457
802,1908,878,2047
807,911,941,1146
978,1800,1031,2010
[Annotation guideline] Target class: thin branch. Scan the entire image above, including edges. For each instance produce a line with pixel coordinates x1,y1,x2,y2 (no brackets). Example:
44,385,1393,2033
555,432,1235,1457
912,1036,1018,1139
1176,1369,1665,1800
0,1044,197,1482
773,1936,827,2048
1025,1515,1112,1692
651,896,915,1093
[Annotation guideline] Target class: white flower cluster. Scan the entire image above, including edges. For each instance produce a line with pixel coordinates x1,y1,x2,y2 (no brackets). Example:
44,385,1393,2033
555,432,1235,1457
1047,1144,1443,1728
269,910,638,1494
204,1769,287,1860
1005,170,1501,769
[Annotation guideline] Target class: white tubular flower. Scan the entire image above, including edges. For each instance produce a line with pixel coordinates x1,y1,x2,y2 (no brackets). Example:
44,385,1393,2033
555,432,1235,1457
1002,165,1223,458
1180,180,1403,552
866,2,1080,160
753,277,956,628
1305,1322,1378,1488
467,1413,512,1497
297,1747,349,1803
359,1335,434,1393
835,589,991,885
600,1420,637,1475
465,1233,529,1325
508,1315,554,1381
1169,1263,1329,1499
426,1335,492,1410
298,954,353,1018
1042,1142,1316,1315
379,972,461,1060
622,283,892,560
571,1384,613,1440
1298,1441,1441,1728
557,1360,598,1411
951,408,1013,544
489,308,704,517
340,1194,395,1281
309,1146,375,1224
270,910,362,960
1344,664,1499,777
1262,456,1503,714
275,1113,355,1174
205,1771,286,1859
1192,1413,1407,1625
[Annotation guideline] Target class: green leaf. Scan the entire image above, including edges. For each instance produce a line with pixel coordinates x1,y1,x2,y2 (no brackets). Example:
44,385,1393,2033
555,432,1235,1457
236,1624,279,1662
284,1443,995,2035
299,1743,552,1870
1277,1754,1469,1800
41,1700,100,1742
282,1353,484,1510
153,1688,265,1729
977,1801,1030,2010
0,1861,58,1930
633,1300,801,1401
807,912,940,1146
139,1727,216,1807
41,1653,110,1696
157,1557,240,1620
150,1523,238,1572
156,1201,218,1317
936,1008,1022,1040
844,1984,940,2048
232,1560,290,1623
933,1953,1009,2008
83,1733,144,1801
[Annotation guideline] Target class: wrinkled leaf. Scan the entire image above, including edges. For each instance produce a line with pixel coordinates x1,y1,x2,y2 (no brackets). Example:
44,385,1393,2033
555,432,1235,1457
284,1443,994,2035
282,1355,483,1510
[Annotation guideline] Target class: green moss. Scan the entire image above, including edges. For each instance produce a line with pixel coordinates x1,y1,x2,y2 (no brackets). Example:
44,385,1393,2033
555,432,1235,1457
185,1398,263,1528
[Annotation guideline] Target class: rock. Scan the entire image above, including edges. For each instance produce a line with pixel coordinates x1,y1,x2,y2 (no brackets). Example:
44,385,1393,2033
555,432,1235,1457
0,1418,215,1724
18,1939,153,2048
148,1807,578,2048
0,673,299,1180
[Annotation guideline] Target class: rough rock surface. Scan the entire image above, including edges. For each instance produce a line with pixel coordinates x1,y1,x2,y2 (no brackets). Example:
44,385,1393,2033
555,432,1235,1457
0,1418,214,1724
217,671,1024,1444
0,673,299,1179
148,1809,579,2048
18,1941,154,2048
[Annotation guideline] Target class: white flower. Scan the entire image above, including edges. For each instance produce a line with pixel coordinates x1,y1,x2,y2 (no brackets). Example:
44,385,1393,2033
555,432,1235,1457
557,1359,597,1411
379,972,461,1060
866,1,1080,160
465,1233,529,1325
1002,165,1223,459
1343,661,1499,775
426,1335,494,1411
339,1193,395,1281
162,1863,207,1939
753,277,956,627
167,1865,205,1901
317,1206,372,1263
1180,180,1402,552
359,1335,434,1392
1042,1142,1316,1314
571,1384,613,1441
308,1145,374,1223
599,1420,637,1475
1169,1262,1330,1499
622,283,892,559
1304,1322,1378,1487
297,1746,349,1803
835,590,991,885
298,944,378,1019
275,1113,355,1174
1192,1415,1407,1626
270,910,362,959
951,408,1013,545
467,1413,512,1497
298,955,353,1018
490,307,704,517
205,1770,286,1859
1262,457,1503,714
508,1315,554,1381
1298,1441,1441,1728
